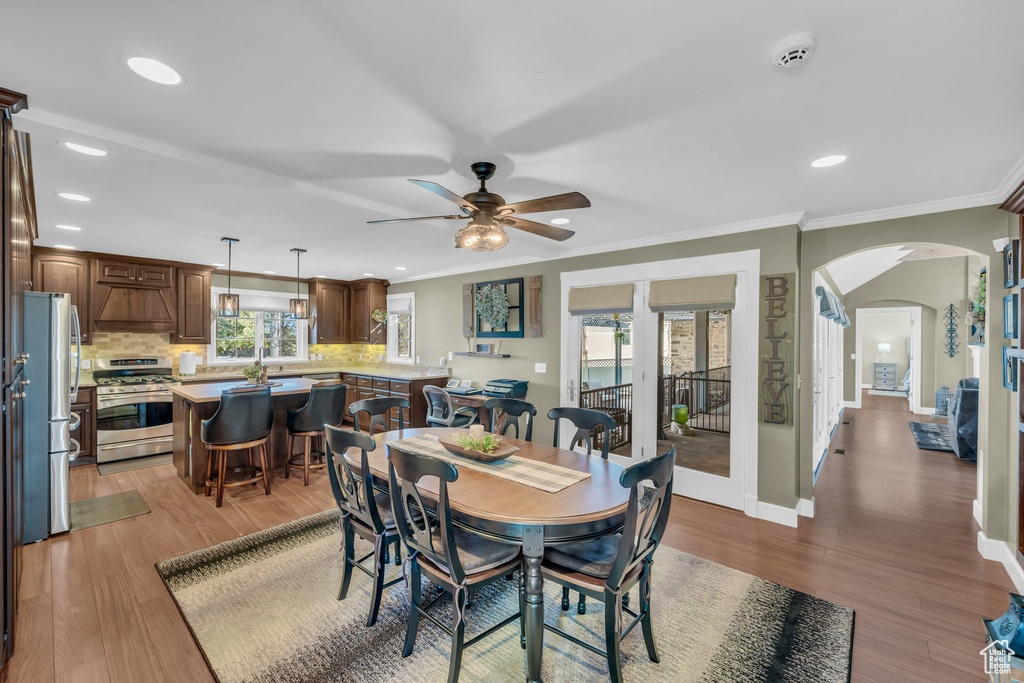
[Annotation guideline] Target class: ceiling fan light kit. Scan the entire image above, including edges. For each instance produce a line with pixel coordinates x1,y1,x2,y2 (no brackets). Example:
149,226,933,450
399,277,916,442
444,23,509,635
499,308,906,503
369,161,589,252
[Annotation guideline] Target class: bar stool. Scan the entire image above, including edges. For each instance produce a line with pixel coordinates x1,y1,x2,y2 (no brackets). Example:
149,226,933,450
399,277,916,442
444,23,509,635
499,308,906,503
286,381,347,486
202,385,274,508
349,396,409,434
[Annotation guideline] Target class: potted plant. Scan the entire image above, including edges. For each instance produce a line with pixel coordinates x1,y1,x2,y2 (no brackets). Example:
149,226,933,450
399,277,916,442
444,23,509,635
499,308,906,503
242,362,263,384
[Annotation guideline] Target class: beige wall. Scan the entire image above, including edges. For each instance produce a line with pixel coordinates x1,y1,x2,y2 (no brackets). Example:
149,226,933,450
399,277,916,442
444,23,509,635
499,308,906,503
858,310,911,386
392,225,801,508
839,257,974,407
799,206,1009,547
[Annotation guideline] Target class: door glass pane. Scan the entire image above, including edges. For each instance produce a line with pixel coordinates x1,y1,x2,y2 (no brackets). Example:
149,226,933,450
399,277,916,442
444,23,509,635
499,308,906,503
658,310,731,477
579,313,633,457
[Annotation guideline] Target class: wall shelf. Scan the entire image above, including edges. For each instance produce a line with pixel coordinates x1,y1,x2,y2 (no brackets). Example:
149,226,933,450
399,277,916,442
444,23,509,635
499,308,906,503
453,352,511,358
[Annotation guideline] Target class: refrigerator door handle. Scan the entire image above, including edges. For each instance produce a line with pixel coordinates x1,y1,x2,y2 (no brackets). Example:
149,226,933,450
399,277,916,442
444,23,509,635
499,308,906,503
69,411,81,431
70,305,81,402
68,438,81,461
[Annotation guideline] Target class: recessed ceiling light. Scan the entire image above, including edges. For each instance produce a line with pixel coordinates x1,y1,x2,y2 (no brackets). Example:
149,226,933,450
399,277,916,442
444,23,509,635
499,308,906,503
56,224,82,231
810,155,847,168
60,141,108,157
550,218,571,225
394,266,407,271
263,270,276,274
126,57,183,85
54,245,76,250
58,192,90,202
363,273,374,277
211,263,226,268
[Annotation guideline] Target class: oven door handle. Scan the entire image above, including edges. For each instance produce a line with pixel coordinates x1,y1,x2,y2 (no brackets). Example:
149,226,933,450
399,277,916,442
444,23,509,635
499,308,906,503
98,393,173,409
97,437,173,452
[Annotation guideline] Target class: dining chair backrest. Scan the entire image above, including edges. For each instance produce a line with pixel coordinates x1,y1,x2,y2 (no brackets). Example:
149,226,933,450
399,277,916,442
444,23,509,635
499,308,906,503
606,447,675,592
349,396,409,434
288,381,347,432
484,397,537,441
548,406,615,459
201,385,273,445
324,425,386,534
386,442,467,584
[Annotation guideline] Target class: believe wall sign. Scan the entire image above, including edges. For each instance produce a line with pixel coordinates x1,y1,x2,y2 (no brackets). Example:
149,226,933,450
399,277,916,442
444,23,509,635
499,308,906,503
759,273,795,425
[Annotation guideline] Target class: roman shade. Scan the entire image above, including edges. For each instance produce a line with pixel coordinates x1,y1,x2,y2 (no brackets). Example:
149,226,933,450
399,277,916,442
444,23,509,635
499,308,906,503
815,286,851,328
647,274,736,312
387,295,413,315
567,283,634,315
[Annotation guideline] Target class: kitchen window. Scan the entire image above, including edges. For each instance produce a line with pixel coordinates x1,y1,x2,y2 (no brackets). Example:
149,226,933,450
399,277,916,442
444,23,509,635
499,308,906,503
386,293,415,364
209,288,308,364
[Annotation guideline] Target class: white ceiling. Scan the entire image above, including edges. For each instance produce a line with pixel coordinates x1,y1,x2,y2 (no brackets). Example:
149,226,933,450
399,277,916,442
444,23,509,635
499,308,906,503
5,1,1024,282
825,243,973,294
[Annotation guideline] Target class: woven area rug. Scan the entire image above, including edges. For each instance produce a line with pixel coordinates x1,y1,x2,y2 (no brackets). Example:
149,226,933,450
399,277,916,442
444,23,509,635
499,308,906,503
156,510,854,683
909,421,954,453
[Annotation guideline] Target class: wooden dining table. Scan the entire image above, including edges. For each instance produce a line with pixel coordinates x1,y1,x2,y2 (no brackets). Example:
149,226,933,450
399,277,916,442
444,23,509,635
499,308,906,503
363,427,630,683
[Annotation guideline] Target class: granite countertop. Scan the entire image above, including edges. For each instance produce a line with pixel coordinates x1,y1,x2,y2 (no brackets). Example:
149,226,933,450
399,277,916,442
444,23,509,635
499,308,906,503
79,362,449,388
169,377,318,403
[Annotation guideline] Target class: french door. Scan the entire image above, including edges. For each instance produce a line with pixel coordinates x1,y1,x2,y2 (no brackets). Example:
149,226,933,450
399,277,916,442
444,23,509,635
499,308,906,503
560,252,759,512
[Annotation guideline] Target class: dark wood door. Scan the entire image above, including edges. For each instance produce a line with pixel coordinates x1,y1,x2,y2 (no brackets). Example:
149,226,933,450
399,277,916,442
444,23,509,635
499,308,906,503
368,281,387,344
95,259,135,286
310,281,350,344
135,263,173,288
1,105,34,666
350,282,369,342
174,267,212,344
31,252,92,344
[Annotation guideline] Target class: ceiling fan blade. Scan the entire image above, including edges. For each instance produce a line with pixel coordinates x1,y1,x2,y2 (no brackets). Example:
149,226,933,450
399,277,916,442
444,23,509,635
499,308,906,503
500,216,576,242
497,191,591,216
367,215,466,224
409,180,478,213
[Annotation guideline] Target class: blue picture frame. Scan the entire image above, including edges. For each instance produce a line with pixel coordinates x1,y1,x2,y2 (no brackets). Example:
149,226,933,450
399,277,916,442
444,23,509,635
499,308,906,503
1006,240,1020,288
1005,293,1019,339
1004,346,1018,391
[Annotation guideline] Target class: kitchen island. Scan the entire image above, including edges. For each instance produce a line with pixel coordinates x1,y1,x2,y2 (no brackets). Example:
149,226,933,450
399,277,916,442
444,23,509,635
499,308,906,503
169,378,317,494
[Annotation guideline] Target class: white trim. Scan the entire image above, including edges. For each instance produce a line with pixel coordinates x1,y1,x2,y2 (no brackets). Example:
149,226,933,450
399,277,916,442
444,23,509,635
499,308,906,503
912,406,933,415
996,150,1024,200
974,498,983,527
854,306,922,414
803,191,1002,231
207,287,308,365
797,497,815,518
843,400,858,409
978,531,1024,593
560,250,760,513
756,501,799,528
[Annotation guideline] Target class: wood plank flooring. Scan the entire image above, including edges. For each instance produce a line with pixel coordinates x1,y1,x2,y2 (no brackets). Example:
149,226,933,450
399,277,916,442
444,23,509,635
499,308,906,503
3,392,1012,682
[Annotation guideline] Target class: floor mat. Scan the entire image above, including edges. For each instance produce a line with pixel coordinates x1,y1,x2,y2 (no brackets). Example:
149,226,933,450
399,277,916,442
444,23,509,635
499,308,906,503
70,490,151,531
908,421,954,453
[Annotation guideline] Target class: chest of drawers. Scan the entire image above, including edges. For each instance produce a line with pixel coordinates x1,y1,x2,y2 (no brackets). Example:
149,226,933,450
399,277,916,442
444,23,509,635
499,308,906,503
873,362,898,390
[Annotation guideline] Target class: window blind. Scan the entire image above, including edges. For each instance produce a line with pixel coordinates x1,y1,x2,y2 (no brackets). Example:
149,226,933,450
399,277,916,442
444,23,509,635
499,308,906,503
567,283,634,314
647,274,736,311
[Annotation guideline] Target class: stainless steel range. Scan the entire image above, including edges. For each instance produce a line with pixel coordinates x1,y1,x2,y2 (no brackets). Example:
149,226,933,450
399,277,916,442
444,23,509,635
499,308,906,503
94,357,180,463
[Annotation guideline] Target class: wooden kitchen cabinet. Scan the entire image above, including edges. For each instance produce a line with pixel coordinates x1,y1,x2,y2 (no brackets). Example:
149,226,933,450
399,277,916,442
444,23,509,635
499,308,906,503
70,387,95,464
96,259,172,288
350,280,388,344
309,280,350,344
173,267,213,344
31,252,92,344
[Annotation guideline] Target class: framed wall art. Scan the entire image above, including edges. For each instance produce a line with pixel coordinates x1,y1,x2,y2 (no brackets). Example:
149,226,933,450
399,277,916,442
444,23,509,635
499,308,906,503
1005,239,1020,288
1006,293,1019,339
1005,345,1018,391
475,277,524,338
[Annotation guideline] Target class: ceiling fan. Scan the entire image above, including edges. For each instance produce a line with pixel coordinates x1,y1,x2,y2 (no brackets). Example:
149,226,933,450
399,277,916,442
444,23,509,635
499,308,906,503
368,162,590,251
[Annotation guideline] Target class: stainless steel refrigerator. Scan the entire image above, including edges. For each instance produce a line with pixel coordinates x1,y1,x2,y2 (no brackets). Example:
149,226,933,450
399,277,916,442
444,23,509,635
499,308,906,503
22,292,81,543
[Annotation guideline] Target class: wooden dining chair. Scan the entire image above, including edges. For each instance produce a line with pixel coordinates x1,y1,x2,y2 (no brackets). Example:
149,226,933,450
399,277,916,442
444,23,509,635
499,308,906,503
387,442,524,683
324,425,405,627
549,406,616,459
541,447,675,683
349,396,409,434
484,397,537,441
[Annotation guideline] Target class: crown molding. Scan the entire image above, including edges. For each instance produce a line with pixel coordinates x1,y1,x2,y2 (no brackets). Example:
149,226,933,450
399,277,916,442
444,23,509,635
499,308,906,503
802,191,1001,231
997,150,1024,210
393,255,544,283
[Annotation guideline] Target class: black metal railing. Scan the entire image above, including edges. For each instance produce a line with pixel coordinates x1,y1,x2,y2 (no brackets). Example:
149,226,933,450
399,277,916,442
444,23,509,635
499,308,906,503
660,366,731,434
580,382,633,452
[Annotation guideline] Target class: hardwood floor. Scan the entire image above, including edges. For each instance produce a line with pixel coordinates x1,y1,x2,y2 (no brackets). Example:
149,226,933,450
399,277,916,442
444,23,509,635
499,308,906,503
4,393,1011,682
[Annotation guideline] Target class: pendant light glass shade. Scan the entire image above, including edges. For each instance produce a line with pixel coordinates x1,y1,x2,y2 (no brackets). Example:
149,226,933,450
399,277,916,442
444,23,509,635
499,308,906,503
219,237,240,318
455,216,509,251
288,248,309,319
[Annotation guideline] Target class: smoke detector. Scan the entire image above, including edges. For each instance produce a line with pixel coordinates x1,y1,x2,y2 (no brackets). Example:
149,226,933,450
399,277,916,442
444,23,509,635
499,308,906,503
772,33,817,68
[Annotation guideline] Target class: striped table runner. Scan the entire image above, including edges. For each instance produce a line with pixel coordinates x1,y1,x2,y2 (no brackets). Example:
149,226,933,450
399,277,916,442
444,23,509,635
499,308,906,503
388,435,590,494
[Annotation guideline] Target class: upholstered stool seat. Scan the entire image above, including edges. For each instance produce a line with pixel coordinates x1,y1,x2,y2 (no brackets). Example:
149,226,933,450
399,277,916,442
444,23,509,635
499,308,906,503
286,381,347,485
202,385,274,508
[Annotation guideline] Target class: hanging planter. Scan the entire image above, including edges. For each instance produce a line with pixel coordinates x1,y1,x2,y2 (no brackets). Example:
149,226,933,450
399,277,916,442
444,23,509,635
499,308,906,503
476,284,510,329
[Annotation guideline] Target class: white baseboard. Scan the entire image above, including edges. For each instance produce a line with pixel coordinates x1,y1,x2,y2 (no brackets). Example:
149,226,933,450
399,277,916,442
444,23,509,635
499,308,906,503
756,501,799,528
978,531,1024,593
974,499,983,527
797,497,815,518
859,383,871,390
843,400,859,409
912,406,933,415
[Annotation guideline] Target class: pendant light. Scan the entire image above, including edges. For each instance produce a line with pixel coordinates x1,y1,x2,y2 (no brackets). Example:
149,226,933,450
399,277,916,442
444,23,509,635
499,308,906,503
288,248,308,319
218,237,240,317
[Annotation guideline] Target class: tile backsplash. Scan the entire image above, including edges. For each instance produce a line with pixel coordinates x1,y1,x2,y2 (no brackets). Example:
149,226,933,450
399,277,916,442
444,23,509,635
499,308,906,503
82,332,385,372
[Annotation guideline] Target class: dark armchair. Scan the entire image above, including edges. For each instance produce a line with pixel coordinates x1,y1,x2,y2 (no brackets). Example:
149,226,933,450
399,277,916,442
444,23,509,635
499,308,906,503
947,377,978,462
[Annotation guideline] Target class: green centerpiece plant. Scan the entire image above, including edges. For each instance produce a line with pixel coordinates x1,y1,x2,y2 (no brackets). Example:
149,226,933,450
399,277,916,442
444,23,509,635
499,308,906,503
455,433,502,454
242,361,263,383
